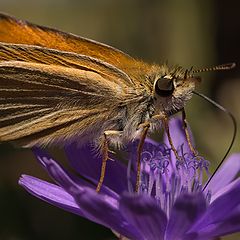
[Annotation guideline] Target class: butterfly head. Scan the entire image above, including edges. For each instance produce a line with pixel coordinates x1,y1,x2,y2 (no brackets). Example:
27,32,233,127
152,62,235,116
152,65,201,116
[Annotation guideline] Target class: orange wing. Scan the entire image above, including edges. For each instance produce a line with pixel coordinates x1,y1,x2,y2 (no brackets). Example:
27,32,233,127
0,13,155,91
0,12,136,72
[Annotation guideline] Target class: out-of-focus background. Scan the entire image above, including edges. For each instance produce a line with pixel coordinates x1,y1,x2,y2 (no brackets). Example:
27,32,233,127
0,0,239,239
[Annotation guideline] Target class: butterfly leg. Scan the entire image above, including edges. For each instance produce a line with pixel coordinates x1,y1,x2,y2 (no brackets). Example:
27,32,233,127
135,114,181,192
181,109,198,156
96,130,121,193
162,117,182,161
135,122,150,192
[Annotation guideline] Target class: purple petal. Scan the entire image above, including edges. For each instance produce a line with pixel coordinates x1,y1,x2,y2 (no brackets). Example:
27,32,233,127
71,188,142,240
120,194,167,240
211,178,240,203
198,211,240,239
65,143,133,194
165,193,207,240
189,180,240,234
19,175,135,235
32,147,118,198
205,153,240,195
19,175,84,216
185,210,240,240
31,150,140,239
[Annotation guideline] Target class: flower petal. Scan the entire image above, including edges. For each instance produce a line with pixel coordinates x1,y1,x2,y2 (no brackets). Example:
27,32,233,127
65,143,133,194
120,194,167,240
32,149,140,239
211,178,240,203
32,147,118,198
205,153,240,195
184,210,240,240
71,188,142,240
198,211,240,239
165,193,206,240
189,180,240,234
19,175,84,216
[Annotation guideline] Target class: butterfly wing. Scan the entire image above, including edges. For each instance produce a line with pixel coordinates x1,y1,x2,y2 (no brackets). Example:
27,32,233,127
0,13,136,72
0,14,154,146
0,46,135,146
0,42,134,86
0,13,155,85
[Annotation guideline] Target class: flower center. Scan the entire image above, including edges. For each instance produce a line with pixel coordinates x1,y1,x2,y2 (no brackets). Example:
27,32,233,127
139,142,211,217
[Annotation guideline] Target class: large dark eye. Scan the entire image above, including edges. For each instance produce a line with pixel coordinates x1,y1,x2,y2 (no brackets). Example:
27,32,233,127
155,78,174,97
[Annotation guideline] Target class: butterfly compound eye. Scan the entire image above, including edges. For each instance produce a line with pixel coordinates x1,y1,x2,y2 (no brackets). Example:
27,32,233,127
155,78,174,97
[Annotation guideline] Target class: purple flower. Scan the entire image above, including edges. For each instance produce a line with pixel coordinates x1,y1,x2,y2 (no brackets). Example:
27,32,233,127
19,118,240,240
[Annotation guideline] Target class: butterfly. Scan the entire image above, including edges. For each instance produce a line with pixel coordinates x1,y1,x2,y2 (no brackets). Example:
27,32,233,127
0,13,234,191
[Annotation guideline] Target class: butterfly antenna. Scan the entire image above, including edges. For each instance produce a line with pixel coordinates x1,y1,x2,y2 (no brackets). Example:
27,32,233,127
193,91,237,192
192,62,236,74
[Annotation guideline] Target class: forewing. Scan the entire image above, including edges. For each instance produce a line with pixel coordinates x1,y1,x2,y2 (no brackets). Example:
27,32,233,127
0,13,155,146
0,13,137,72
0,42,134,87
0,60,124,146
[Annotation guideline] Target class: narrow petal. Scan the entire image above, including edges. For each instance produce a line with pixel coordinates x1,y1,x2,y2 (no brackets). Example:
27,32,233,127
211,178,240,203
19,175,84,216
120,194,167,240
32,147,118,198
72,188,142,240
205,153,240,195
189,180,240,233
184,210,240,240
31,150,140,239
197,211,240,239
165,193,206,240
19,175,133,234
65,143,133,194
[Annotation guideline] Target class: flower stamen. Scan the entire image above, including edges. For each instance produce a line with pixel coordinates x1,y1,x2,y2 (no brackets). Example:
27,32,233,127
139,142,212,216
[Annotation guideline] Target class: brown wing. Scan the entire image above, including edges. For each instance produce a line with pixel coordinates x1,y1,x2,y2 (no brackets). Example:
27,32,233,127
0,58,129,146
0,13,154,146
0,12,156,86
0,42,134,87
0,13,137,72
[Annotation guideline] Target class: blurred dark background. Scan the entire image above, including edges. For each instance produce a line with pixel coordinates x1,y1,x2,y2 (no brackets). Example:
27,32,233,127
0,0,239,239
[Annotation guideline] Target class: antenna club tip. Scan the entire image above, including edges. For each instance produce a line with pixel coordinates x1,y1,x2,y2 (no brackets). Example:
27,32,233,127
230,62,236,69
218,62,236,70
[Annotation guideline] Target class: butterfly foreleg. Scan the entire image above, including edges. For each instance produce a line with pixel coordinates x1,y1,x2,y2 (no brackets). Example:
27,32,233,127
96,130,122,193
181,109,198,156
